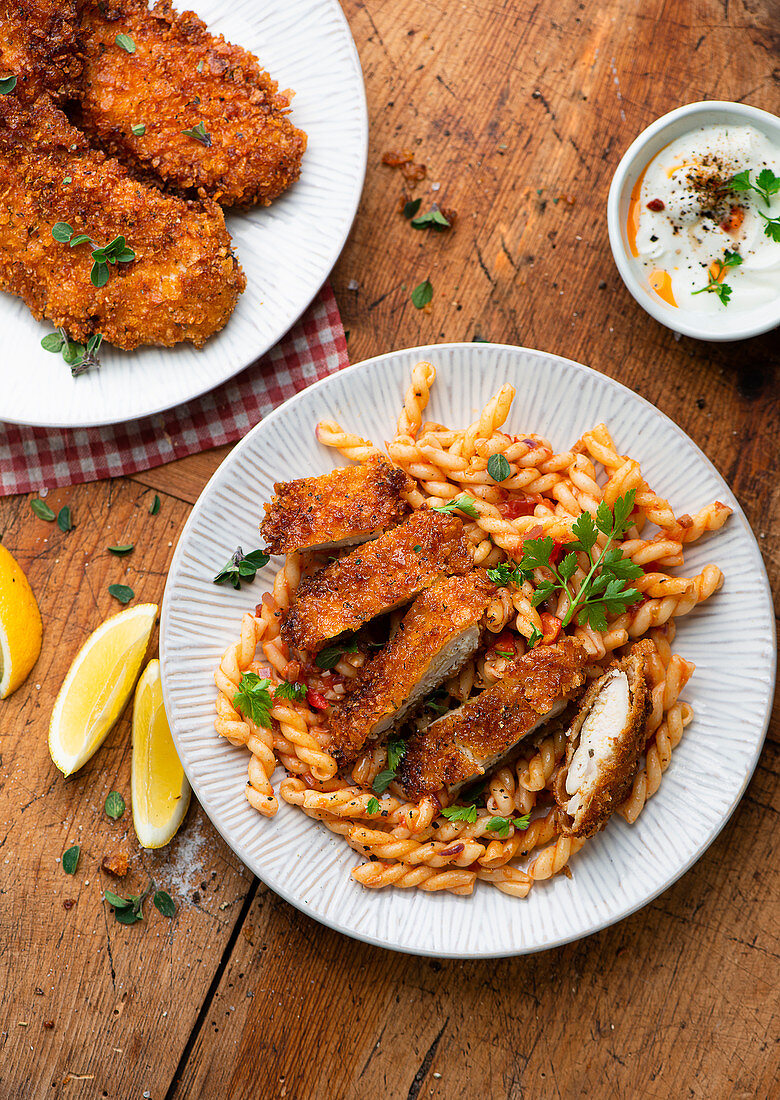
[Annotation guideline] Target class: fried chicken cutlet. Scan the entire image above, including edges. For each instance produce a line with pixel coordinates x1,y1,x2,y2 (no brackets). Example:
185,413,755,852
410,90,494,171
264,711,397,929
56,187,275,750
0,1,82,102
76,0,307,207
0,94,245,349
398,638,588,800
328,572,496,768
282,511,472,654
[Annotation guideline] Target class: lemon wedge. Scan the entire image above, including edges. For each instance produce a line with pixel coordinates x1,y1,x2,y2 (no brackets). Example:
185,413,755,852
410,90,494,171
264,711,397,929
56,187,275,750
49,603,157,776
0,543,43,699
132,659,191,849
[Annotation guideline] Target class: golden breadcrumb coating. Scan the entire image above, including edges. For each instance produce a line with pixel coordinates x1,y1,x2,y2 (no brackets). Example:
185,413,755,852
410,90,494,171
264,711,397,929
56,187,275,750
0,94,245,349
328,572,495,768
553,640,652,838
399,638,588,800
77,0,307,206
0,0,82,102
260,457,413,556
282,512,472,654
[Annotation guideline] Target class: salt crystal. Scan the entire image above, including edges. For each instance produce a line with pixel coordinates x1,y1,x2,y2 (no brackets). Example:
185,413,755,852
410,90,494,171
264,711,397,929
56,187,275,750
347,279,359,291
431,182,441,191
39,488,49,498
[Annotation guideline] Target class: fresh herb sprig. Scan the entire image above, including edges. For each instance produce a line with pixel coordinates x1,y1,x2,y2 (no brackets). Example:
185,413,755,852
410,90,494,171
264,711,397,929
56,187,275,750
274,680,307,702
372,739,407,793
181,121,211,147
519,491,644,632
233,674,309,727
691,250,743,306
104,882,152,926
411,279,433,309
41,328,103,376
411,206,451,231
51,222,135,287
213,547,270,590
315,638,358,671
432,493,479,520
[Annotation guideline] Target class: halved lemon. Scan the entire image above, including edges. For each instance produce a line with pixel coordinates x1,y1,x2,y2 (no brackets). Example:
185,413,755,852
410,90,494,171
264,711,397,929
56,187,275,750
48,603,157,776
0,543,43,699
132,659,191,849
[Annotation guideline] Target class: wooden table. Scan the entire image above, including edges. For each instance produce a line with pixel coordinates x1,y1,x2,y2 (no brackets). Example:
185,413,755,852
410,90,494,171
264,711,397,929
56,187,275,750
2,2,778,1096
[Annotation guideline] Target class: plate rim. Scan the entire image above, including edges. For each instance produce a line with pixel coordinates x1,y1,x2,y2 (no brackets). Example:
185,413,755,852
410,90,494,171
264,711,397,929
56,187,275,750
160,341,777,958
0,0,368,429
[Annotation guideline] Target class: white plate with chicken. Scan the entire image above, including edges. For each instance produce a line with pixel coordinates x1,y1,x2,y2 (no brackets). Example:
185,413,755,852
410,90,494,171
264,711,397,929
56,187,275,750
160,343,775,957
0,0,366,427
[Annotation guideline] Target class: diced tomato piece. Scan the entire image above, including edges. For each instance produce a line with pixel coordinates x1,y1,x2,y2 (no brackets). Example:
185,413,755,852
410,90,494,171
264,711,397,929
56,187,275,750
539,612,562,645
498,494,542,519
306,689,329,711
548,539,564,565
493,630,516,652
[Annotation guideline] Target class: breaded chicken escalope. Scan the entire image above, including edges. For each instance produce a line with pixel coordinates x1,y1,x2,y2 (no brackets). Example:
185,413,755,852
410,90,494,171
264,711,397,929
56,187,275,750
0,1,82,102
0,94,245,349
260,457,413,556
399,638,588,801
282,512,472,654
76,0,307,207
328,572,496,768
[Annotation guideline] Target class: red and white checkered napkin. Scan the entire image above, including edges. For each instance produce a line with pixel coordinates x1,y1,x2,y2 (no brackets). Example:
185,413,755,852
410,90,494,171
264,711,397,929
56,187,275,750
0,283,347,497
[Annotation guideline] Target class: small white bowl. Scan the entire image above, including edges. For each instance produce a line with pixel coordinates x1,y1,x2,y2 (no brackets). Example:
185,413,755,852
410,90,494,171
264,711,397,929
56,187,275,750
607,100,780,341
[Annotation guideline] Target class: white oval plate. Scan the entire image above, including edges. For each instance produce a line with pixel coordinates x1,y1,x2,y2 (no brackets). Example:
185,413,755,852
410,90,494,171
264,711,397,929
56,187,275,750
160,344,776,958
1,0,367,427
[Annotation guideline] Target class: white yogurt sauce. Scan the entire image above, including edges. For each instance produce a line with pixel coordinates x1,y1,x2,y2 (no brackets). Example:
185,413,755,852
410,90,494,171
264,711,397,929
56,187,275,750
629,124,780,313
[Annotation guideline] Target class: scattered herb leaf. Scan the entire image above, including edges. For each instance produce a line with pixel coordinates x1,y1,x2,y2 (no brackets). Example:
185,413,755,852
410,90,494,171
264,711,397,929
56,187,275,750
486,814,531,837
366,797,380,815
440,803,478,824
0,75,18,95
104,791,126,820
105,882,152,925
62,845,80,874
131,122,146,136
108,584,134,604
527,625,543,648
115,33,136,53
758,210,780,243
411,206,451,231
387,739,407,772
233,672,274,729
432,493,479,520
153,890,176,918
487,453,511,482
104,889,131,909
196,60,204,73
411,279,433,309
486,561,525,587
31,499,55,521
108,544,134,555
181,120,211,146
729,166,780,207
372,769,396,794
41,332,65,353
149,494,161,515
691,250,743,305
51,221,73,243
57,506,74,533
402,197,422,219
213,546,269,590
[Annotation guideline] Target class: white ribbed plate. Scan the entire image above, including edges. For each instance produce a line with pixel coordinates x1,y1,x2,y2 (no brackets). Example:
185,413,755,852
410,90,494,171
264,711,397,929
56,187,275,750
160,344,776,957
0,0,367,427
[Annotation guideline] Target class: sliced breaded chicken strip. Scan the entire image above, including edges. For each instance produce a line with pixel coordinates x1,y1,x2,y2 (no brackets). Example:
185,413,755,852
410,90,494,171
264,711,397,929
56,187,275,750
328,571,495,768
0,1,82,103
282,512,472,654
77,0,306,207
399,638,588,800
0,94,244,349
551,641,652,838
260,456,413,555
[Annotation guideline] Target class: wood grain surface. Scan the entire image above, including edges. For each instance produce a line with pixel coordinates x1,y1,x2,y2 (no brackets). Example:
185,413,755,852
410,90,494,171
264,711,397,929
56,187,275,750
1,1,778,1098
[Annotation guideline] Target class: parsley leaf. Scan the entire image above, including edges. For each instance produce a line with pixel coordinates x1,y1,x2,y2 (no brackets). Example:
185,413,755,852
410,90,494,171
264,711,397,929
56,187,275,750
486,814,531,837
387,739,407,772
432,493,479,520
486,561,525,587
213,546,270,590
691,250,743,306
758,210,780,243
274,681,307,702
233,673,274,729
527,625,543,648
730,166,780,207
440,803,478,824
